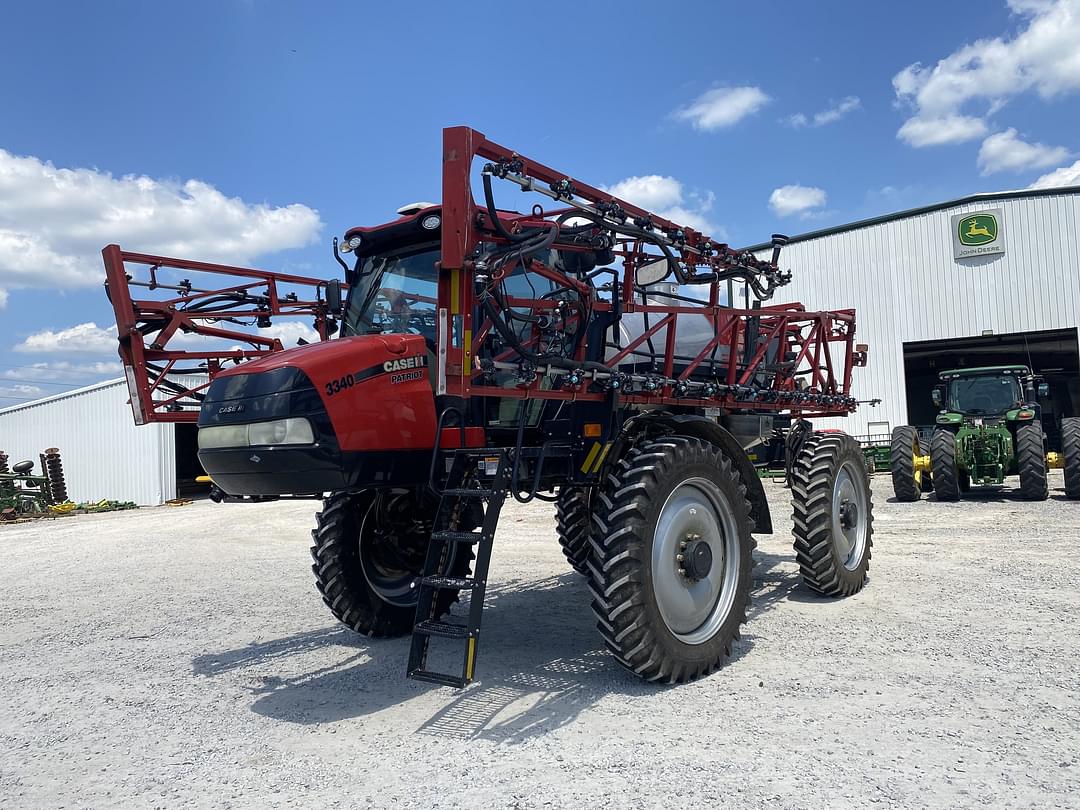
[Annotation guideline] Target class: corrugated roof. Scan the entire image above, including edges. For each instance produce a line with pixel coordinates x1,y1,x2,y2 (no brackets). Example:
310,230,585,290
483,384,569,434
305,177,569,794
743,184,1080,252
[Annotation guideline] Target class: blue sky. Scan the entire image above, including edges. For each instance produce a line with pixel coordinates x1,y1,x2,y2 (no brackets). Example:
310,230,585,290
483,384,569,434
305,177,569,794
2,0,1079,405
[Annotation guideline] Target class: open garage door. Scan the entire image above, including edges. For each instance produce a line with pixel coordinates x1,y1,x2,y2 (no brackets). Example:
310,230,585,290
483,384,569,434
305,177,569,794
903,327,1079,450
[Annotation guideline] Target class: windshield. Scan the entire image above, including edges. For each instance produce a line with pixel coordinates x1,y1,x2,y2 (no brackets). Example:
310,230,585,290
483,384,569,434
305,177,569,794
947,375,1021,414
342,244,439,341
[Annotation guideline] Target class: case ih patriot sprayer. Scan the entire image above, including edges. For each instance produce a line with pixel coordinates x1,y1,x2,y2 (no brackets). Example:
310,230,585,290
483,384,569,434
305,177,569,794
104,127,873,686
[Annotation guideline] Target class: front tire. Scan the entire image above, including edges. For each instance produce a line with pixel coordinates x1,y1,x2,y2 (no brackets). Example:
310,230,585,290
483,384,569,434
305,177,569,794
1063,417,1080,499
588,436,754,684
890,426,923,501
1017,422,1048,501
791,432,873,596
931,430,961,501
310,490,473,637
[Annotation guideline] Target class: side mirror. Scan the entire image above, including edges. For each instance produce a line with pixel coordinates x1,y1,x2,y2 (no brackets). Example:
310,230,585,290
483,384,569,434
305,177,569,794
931,388,943,407
1038,382,1049,398
325,279,343,314
635,258,672,287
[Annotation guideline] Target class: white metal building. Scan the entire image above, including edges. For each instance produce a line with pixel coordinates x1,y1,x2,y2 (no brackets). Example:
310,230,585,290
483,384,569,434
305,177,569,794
0,379,201,506
750,185,1080,445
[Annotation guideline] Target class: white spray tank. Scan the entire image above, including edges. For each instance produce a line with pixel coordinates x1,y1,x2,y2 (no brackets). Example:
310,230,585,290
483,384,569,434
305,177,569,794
607,279,734,371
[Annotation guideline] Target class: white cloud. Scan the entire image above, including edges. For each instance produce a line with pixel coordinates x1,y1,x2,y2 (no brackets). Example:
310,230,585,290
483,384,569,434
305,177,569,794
977,128,1071,174
0,383,45,402
769,185,827,217
1,360,123,384
896,114,989,147
673,86,770,131
14,322,118,354
0,288,7,308
602,175,724,236
787,96,861,128
603,175,684,210
1027,157,1080,187
258,321,322,346
14,318,324,357
0,148,323,295
893,0,1080,147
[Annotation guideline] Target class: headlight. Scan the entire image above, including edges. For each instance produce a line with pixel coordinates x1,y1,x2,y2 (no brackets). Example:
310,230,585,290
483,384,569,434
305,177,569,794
198,418,315,449
340,235,363,253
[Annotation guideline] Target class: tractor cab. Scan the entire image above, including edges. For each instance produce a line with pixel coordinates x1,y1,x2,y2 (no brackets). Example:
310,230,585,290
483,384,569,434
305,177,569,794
932,365,1045,426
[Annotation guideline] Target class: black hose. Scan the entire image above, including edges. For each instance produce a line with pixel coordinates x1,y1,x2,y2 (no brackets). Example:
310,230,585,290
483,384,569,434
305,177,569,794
481,294,608,373
483,173,530,243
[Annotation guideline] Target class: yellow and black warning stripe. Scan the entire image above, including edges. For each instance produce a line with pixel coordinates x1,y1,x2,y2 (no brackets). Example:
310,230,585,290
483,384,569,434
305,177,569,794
580,441,614,474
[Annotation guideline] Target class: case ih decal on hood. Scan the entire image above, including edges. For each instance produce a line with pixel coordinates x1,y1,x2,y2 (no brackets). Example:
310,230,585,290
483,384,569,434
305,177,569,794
323,354,428,396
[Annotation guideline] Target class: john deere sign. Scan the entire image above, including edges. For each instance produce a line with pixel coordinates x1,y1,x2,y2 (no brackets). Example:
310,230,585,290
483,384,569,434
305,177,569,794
951,208,1006,259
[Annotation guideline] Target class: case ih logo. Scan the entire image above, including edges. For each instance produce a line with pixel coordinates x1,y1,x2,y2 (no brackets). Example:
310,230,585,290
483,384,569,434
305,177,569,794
958,214,997,246
383,355,427,373
218,403,245,415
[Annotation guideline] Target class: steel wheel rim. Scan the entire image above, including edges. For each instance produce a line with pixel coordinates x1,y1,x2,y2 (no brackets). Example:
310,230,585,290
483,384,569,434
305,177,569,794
832,461,868,571
358,494,447,608
651,477,740,645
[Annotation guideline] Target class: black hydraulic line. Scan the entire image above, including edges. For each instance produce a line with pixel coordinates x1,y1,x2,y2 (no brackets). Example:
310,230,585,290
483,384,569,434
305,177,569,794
481,294,608,374
483,173,531,243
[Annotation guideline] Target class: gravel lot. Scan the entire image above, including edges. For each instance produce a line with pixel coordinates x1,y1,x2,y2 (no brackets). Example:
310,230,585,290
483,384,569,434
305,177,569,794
2,473,1078,808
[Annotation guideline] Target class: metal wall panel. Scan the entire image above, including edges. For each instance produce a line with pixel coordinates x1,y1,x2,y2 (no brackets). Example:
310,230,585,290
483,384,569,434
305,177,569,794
756,190,1080,435
0,380,174,506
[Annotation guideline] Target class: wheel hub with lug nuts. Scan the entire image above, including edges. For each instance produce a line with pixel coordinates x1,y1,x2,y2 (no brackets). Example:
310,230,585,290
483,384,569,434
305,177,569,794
838,500,858,531
677,533,714,582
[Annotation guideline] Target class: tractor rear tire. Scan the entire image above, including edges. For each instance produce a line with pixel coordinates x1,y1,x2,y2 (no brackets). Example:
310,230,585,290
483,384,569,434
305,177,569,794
1063,417,1080,499
791,432,873,596
931,430,961,501
1017,422,1049,501
555,487,592,576
890,426,922,502
311,490,473,637
587,436,754,683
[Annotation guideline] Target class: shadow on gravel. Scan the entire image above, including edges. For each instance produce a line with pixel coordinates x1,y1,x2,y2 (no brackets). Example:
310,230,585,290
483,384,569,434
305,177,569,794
193,562,814,741
749,551,839,619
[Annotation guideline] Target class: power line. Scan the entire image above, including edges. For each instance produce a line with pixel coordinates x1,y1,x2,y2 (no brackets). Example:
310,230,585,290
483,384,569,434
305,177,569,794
0,377,106,388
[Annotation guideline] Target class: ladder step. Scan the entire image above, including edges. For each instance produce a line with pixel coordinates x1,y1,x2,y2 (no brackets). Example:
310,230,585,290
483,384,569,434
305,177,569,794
409,669,467,688
414,619,471,639
430,530,487,545
443,487,498,499
422,575,481,590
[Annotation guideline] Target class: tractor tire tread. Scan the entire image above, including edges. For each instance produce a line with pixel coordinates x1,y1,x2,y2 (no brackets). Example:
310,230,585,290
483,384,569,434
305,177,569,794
1063,417,1080,499
890,426,922,502
588,436,754,684
931,430,961,502
790,433,873,597
1017,422,1049,501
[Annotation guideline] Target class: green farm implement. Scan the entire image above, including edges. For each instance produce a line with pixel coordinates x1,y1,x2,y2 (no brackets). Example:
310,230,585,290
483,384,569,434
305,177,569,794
0,448,69,518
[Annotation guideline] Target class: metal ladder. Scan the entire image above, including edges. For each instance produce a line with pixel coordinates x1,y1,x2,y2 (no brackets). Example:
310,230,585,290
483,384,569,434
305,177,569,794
406,448,511,688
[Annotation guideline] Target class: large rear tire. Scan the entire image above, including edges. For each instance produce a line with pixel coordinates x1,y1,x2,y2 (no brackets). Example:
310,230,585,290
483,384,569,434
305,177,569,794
931,430,961,501
1063,417,1080,499
587,436,754,683
310,490,473,637
555,487,591,576
791,432,873,596
890,426,922,502
1017,422,1049,501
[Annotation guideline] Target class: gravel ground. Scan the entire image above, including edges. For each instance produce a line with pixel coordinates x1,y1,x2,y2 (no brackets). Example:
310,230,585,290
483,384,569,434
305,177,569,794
2,473,1079,808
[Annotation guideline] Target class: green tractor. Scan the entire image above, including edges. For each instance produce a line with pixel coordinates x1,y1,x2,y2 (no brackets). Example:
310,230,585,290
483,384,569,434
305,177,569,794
891,365,1078,502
